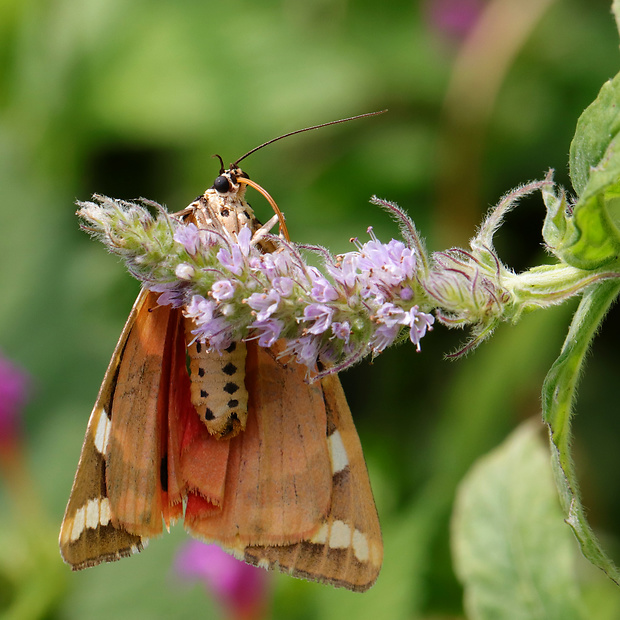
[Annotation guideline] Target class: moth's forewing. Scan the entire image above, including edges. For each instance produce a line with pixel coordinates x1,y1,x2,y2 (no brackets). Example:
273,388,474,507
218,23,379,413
242,372,383,592
59,290,155,568
105,292,179,536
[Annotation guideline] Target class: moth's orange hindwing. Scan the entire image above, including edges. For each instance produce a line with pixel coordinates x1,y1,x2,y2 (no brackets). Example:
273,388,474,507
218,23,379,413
185,339,332,545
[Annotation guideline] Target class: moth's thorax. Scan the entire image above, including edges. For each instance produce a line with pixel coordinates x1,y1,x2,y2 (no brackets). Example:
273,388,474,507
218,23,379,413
189,167,261,236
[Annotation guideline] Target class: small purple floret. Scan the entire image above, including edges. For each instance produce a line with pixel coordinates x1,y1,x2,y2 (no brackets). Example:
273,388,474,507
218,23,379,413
247,290,281,321
174,223,201,255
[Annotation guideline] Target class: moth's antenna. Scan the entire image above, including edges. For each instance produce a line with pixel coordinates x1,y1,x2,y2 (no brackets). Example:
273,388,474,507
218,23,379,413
233,110,387,166
213,154,225,174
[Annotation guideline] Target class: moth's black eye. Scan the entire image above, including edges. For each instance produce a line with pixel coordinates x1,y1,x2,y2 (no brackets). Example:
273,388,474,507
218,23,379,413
213,176,231,193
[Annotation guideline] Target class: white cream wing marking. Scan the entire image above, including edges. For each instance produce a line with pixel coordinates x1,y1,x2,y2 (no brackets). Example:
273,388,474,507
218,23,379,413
327,430,349,474
310,520,370,562
70,506,86,542
352,529,370,562
68,498,112,542
328,520,351,549
93,408,111,454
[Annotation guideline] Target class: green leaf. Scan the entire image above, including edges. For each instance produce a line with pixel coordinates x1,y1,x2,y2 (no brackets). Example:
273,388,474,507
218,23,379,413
569,73,620,197
543,73,620,269
612,1,620,59
542,279,620,586
452,420,584,620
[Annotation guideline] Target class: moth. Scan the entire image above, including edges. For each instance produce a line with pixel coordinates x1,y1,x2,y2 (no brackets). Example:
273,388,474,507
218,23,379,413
60,118,384,592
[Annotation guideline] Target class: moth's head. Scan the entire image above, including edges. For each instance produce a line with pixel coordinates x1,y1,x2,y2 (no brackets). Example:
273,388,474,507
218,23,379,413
206,155,289,241
211,165,250,197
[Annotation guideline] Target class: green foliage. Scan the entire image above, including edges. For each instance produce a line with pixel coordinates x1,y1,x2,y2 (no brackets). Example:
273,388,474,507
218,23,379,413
544,72,620,268
452,421,583,620
536,1,620,591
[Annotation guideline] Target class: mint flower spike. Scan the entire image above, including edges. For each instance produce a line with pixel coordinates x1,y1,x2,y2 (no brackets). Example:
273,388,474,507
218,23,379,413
77,194,436,376
179,208,437,377
78,180,620,368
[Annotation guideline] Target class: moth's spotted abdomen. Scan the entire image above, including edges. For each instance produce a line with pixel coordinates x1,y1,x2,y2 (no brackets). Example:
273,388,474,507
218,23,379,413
185,321,249,439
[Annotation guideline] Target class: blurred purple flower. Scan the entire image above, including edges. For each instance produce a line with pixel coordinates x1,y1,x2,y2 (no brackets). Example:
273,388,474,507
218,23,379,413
151,284,186,308
0,353,29,451
249,251,295,280
236,226,252,256
331,321,351,343
271,276,294,298
217,244,246,277
185,295,234,351
424,0,485,40
308,267,339,303
284,335,321,369
326,252,361,289
175,541,270,620
185,295,218,324
405,306,436,352
370,323,401,353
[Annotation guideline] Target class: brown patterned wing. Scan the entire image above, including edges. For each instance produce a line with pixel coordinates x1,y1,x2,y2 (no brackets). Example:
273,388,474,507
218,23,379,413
59,289,158,568
243,373,383,592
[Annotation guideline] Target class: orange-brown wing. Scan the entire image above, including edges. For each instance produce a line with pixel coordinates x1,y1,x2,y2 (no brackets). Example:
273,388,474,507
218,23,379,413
242,373,383,592
104,290,174,536
184,340,333,546
59,289,157,568
59,288,232,569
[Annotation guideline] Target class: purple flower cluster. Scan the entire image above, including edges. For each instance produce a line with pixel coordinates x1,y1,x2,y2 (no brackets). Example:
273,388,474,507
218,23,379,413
326,229,434,353
172,221,434,374
77,193,438,372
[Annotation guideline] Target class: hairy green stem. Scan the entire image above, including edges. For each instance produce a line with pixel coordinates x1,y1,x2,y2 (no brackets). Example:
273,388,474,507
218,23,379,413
542,279,620,584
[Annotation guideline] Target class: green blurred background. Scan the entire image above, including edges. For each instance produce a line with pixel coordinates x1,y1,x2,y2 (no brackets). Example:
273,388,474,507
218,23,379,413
2,0,620,617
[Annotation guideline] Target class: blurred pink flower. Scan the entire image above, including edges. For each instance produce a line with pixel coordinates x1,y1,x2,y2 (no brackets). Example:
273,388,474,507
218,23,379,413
424,0,485,41
0,353,29,452
175,541,270,620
